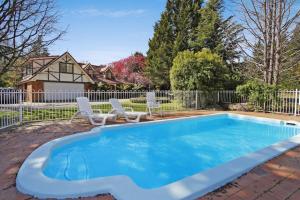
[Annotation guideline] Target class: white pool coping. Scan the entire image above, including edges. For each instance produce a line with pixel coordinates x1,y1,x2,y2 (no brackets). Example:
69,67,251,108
16,113,300,200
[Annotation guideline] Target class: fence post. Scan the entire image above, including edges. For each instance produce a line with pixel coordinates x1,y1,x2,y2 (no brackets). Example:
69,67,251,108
195,91,198,110
19,89,23,125
87,90,90,100
294,89,298,116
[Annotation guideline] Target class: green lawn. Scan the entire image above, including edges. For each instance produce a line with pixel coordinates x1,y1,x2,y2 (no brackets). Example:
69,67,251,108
0,110,20,125
1,100,186,123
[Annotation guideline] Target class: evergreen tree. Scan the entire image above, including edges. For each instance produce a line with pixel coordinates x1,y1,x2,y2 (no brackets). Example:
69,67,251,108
173,0,202,53
147,0,203,89
173,0,190,54
30,35,50,57
193,0,223,52
189,0,204,50
146,3,175,89
280,24,300,88
220,16,243,67
242,41,264,83
250,41,264,78
221,17,244,89
245,24,300,88
193,0,243,89
286,24,300,69
147,0,243,90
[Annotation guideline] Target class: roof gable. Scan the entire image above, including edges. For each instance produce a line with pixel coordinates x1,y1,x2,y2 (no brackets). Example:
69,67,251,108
83,63,96,71
21,52,95,84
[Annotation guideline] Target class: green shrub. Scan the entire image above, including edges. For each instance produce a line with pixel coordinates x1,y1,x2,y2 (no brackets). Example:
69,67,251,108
170,49,228,91
130,97,147,103
236,81,278,111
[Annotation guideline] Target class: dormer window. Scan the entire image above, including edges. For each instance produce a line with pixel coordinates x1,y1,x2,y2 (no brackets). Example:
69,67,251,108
106,71,112,79
59,62,73,73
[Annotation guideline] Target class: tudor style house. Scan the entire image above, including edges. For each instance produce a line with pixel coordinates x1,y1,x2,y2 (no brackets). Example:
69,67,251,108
19,52,95,101
19,52,121,101
81,63,120,90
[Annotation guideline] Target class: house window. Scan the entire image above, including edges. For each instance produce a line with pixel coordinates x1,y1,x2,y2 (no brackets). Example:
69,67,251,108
59,62,73,73
106,72,112,79
26,67,33,75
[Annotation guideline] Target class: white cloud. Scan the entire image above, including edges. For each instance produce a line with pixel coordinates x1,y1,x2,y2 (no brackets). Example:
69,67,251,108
76,9,146,18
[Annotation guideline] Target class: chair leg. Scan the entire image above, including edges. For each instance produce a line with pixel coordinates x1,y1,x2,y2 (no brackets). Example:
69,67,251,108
148,107,152,117
88,116,107,126
70,111,80,123
125,114,141,123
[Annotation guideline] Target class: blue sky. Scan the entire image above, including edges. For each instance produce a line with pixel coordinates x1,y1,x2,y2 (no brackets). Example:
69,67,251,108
51,0,166,65
50,0,299,65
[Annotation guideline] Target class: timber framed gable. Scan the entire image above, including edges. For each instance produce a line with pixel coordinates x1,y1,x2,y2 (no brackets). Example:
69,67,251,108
20,52,94,84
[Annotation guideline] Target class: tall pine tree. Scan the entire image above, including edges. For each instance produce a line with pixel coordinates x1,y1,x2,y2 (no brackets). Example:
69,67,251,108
193,0,243,88
30,35,49,57
245,24,300,88
147,0,203,89
146,2,174,89
147,0,242,89
193,0,223,53
173,0,201,53
278,24,300,88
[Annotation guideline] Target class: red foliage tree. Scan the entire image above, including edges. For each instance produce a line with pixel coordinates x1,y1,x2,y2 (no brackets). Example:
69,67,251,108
112,53,150,86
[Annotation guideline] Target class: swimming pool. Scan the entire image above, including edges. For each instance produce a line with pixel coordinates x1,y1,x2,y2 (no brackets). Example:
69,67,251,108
17,113,300,200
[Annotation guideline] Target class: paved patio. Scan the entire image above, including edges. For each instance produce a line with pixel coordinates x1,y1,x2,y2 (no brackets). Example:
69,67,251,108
0,111,299,200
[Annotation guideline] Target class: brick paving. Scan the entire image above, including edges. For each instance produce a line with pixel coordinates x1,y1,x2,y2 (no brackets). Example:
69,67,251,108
197,147,300,200
0,111,299,200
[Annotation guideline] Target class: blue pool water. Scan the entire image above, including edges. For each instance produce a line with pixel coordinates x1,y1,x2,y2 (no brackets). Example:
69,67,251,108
43,114,300,189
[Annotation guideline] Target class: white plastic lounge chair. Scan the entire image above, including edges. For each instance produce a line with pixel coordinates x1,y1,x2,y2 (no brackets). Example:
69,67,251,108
71,97,116,126
146,92,163,117
109,98,147,123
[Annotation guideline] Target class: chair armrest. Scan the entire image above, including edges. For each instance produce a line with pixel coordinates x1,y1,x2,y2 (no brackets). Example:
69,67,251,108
79,111,90,116
109,109,117,114
124,107,134,112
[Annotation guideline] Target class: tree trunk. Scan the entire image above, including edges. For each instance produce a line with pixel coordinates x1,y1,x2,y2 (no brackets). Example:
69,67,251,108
263,0,270,83
237,0,299,86
268,0,277,84
274,0,282,85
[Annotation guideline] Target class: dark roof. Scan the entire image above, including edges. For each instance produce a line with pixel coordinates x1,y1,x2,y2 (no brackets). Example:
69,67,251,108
95,77,120,85
82,64,120,85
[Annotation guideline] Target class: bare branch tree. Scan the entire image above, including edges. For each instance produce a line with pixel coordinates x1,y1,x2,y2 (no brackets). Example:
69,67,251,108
0,0,66,78
234,0,300,85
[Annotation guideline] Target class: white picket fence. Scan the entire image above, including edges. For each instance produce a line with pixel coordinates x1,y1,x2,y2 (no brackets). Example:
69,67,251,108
258,90,300,115
0,89,22,129
0,89,299,130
